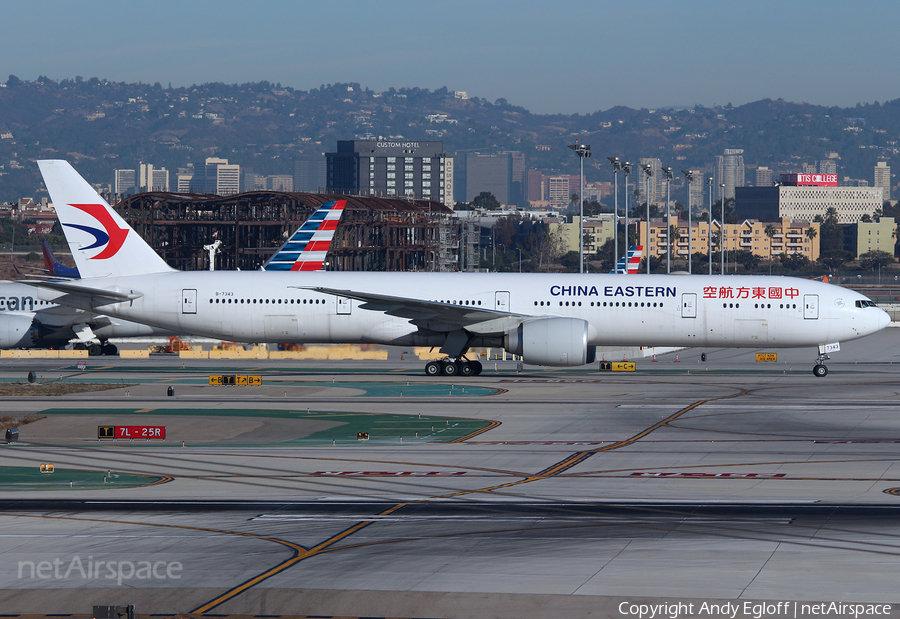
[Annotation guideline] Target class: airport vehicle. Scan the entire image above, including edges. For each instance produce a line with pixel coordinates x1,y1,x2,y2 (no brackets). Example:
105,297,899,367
30,160,891,376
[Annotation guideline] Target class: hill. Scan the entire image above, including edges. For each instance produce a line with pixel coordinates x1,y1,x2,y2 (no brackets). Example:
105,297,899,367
0,75,897,200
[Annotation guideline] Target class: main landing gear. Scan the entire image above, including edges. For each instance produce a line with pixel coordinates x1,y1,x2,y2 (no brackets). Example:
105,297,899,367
424,357,483,377
813,353,829,377
74,341,118,356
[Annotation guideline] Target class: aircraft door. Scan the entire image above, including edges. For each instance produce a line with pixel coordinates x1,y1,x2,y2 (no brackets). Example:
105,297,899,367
495,291,510,312
182,289,197,314
803,294,819,319
336,296,351,315
681,293,697,318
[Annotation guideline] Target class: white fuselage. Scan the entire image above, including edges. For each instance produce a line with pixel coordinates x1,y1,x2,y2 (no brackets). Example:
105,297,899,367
34,272,890,352
0,281,167,348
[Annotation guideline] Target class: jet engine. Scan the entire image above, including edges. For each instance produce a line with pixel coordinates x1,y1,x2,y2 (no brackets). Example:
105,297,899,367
504,317,596,366
0,313,39,349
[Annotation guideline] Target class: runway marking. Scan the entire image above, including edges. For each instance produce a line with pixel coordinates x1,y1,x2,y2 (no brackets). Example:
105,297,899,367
448,419,501,442
190,502,407,614
631,472,786,478
883,488,900,496
316,471,467,476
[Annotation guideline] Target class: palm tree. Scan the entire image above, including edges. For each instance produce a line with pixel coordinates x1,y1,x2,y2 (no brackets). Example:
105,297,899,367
764,224,778,259
669,225,681,263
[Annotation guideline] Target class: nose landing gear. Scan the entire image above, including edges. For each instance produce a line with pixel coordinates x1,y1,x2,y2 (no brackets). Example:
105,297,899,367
813,352,830,377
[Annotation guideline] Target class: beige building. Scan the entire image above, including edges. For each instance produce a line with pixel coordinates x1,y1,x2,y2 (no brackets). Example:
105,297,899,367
778,186,883,223
856,216,895,258
639,217,820,262
548,216,616,255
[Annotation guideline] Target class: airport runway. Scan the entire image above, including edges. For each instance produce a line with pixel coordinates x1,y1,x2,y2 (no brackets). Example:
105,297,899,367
2,332,900,618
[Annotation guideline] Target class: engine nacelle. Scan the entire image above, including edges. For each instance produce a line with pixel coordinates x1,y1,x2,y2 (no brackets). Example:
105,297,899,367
504,317,596,366
0,313,39,349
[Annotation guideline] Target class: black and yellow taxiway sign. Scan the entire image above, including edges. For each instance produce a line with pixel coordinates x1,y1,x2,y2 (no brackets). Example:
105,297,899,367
98,425,115,439
756,353,778,362
208,375,262,386
599,361,636,372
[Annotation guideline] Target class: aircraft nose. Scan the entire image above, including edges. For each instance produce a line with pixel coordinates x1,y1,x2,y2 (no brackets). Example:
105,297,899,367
878,308,892,331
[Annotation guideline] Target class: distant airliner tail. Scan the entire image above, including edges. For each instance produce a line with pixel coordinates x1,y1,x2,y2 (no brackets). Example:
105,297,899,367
41,239,81,278
263,199,347,271
37,160,175,278
610,245,643,274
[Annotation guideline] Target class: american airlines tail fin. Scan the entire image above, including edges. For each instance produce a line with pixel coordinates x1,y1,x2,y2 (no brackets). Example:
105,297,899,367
41,239,81,278
37,160,175,278
610,245,643,274
263,199,347,271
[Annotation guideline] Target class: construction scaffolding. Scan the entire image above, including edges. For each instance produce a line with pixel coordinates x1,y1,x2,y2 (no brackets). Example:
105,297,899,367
112,191,454,272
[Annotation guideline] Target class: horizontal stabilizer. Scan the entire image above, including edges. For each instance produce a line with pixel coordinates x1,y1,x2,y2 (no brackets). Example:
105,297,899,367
21,279,143,303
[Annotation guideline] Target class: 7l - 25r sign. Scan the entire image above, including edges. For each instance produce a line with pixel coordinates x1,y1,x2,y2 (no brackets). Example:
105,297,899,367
98,425,166,439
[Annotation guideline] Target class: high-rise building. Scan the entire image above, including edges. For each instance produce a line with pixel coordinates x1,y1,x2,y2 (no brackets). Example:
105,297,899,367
293,156,327,193
267,175,294,192
756,166,774,187
802,163,817,175
818,159,838,175
637,158,663,205
114,169,137,195
874,161,891,200
138,163,169,192
197,157,240,195
326,140,453,207
735,174,881,224
714,149,745,203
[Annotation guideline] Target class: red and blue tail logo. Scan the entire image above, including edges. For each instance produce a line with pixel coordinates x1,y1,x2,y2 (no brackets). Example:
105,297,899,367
62,203,129,260
264,200,347,271
610,245,643,274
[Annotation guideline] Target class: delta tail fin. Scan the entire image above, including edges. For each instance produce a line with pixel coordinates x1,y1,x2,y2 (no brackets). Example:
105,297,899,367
41,239,81,278
263,199,347,271
37,160,175,278
610,245,643,274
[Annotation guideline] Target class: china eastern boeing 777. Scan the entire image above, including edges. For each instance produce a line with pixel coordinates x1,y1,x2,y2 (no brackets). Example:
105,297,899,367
28,160,890,377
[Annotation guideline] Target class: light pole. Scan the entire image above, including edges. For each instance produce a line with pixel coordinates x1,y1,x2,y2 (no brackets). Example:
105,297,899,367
568,142,591,273
707,176,713,275
662,167,673,273
682,170,693,274
622,162,632,271
517,248,522,273
640,163,653,274
608,157,622,273
720,182,726,275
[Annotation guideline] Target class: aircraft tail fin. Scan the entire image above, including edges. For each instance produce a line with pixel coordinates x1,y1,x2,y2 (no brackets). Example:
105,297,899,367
263,199,347,271
37,160,175,278
41,239,81,278
610,245,643,274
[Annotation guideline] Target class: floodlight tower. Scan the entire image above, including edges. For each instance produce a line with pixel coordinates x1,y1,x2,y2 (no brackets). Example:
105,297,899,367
707,176,713,275
720,182,726,274
622,162,632,271
608,157,623,272
662,167,673,273
568,142,591,273
640,163,653,274
682,170,694,274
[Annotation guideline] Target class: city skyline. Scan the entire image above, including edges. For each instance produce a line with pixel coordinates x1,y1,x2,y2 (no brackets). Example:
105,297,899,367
3,0,900,115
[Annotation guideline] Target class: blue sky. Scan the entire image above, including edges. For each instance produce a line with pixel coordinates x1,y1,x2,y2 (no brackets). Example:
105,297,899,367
3,0,899,114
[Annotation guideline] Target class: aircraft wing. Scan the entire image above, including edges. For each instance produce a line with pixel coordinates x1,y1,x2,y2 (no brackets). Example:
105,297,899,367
298,286,530,334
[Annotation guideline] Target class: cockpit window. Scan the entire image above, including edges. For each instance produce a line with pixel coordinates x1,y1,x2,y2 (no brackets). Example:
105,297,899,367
855,300,877,308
